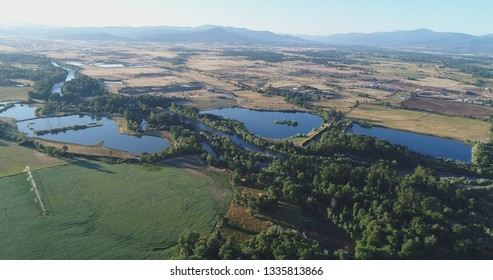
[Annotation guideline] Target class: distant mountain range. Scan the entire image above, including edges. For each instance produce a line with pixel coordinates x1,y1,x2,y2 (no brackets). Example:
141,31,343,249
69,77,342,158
1,25,493,52
300,29,493,52
0,25,309,46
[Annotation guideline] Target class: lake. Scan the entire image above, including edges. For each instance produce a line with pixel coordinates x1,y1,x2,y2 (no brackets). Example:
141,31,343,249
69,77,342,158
352,124,472,162
0,103,37,120
16,114,171,155
201,107,324,139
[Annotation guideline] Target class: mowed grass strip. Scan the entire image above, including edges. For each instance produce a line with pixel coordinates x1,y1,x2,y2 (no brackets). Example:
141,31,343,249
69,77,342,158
0,140,66,177
347,104,491,142
0,159,231,259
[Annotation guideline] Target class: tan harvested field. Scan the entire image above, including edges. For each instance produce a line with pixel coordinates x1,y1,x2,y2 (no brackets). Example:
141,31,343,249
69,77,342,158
234,90,302,111
80,66,167,80
0,44,18,52
401,98,493,118
0,140,66,177
123,75,189,87
178,91,238,110
0,86,32,100
407,77,480,92
1,39,492,141
348,104,491,141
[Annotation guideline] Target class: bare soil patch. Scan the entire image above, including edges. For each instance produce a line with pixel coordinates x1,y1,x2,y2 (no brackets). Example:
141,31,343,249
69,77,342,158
401,98,493,118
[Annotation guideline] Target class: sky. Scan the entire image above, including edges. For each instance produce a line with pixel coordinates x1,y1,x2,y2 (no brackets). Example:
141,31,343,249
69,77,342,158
0,0,491,35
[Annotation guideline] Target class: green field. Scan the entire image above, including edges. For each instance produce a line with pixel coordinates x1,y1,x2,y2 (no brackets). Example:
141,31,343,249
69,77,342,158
0,140,67,177
0,158,231,259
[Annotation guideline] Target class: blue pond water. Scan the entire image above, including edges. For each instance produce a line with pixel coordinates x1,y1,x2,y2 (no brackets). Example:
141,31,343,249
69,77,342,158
16,115,171,155
201,107,324,139
352,124,472,162
0,103,37,120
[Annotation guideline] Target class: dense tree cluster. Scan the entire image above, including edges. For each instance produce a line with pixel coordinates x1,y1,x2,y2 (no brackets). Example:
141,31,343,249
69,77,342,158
472,142,493,176
223,50,286,63
249,153,493,259
178,226,329,260
171,103,271,148
258,85,312,107
0,62,66,99
61,75,106,97
0,54,73,99
0,121,7,137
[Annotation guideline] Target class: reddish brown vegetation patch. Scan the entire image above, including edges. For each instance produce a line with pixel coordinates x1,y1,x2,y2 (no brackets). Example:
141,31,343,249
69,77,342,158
401,98,493,118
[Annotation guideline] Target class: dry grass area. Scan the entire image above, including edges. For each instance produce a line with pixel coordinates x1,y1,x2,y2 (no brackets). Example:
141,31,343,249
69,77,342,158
0,44,18,52
80,66,166,80
178,94,237,110
408,77,479,92
123,75,189,87
0,86,31,100
219,192,353,249
113,116,139,135
34,139,134,158
219,203,274,241
348,104,491,141
2,39,491,142
234,90,302,111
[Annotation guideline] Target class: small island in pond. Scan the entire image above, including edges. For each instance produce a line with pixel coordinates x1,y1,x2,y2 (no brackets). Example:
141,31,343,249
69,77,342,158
34,122,103,136
274,119,298,126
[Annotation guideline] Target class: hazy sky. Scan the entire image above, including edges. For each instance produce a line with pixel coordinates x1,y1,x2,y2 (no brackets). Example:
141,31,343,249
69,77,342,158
1,0,491,35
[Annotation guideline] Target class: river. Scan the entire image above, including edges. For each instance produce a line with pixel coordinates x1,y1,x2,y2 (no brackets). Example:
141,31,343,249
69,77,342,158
51,62,76,95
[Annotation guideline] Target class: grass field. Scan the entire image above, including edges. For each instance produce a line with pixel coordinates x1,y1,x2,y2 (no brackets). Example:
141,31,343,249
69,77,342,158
348,104,491,142
34,139,134,159
0,157,231,259
0,140,66,177
0,86,31,100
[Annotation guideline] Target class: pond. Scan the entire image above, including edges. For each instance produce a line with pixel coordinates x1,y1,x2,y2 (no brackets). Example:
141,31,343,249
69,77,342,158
0,103,37,120
190,120,282,158
65,61,84,67
351,124,472,162
200,107,324,139
103,80,124,85
16,115,171,155
94,63,125,68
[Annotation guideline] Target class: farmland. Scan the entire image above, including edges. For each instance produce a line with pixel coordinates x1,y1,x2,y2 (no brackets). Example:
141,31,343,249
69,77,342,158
0,37,493,260
1,38,489,141
401,97,493,118
0,86,31,100
0,139,66,177
347,103,491,141
0,156,231,259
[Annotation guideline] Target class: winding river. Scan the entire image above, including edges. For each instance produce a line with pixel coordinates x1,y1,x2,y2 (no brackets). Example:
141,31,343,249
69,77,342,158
51,62,76,95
